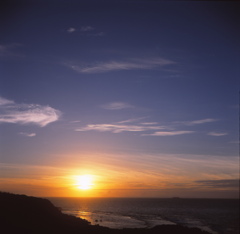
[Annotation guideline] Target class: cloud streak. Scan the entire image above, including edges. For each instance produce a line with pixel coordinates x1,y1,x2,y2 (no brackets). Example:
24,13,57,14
76,123,166,134
75,116,222,137
0,97,14,106
0,96,61,127
101,102,134,110
207,132,228,136
181,118,218,125
67,27,76,33
19,132,36,137
66,25,104,37
142,131,194,136
80,26,95,32
195,179,239,189
65,57,175,74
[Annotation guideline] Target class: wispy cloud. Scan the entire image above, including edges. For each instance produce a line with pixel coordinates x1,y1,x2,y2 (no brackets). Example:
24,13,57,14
195,179,239,189
66,26,94,33
67,27,76,33
0,97,14,106
66,25,103,36
75,116,197,136
75,116,222,137
117,117,147,124
80,26,104,36
101,102,134,110
19,132,36,137
70,120,81,123
65,57,175,74
207,132,228,136
177,118,218,126
80,26,95,32
76,123,166,134
0,96,61,127
141,122,159,125
142,131,194,136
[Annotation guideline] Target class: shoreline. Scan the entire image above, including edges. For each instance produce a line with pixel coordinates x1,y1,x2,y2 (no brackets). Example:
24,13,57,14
0,191,211,234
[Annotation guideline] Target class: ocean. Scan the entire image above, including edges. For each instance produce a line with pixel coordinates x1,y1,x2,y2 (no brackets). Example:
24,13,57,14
49,197,239,234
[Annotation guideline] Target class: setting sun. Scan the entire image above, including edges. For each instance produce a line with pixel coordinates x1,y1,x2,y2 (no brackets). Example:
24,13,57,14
74,174,94,190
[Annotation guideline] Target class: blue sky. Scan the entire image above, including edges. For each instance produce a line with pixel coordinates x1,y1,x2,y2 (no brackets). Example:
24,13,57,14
0,0,239,197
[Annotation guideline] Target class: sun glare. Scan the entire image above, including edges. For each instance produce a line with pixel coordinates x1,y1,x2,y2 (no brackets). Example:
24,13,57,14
74,174,94,190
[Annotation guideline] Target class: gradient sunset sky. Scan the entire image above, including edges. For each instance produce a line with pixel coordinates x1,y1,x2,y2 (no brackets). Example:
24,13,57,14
0,0,239,198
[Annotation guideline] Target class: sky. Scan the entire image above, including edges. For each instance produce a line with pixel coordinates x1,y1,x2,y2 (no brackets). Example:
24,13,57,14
0,0,239,198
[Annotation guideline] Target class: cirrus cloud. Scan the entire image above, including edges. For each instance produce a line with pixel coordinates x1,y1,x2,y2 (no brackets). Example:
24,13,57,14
179,118,218,126
65,57,175,74
67,27,76,33
142,131,194,136
101,102,134,110
207,132,228,136
195,179,239,189
0,97,14,106
0,96,61,127
76,123,166,134
80,26,95,32
19,132,36,137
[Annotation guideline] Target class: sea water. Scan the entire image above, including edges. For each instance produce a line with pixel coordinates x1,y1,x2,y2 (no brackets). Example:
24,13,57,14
49,198,239,234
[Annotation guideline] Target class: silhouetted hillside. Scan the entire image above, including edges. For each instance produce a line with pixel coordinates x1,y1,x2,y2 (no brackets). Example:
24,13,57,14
0,191,91,234
0,192,210,234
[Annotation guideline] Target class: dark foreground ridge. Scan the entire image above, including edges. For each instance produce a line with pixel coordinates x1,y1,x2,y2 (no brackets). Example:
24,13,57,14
0,192,210,234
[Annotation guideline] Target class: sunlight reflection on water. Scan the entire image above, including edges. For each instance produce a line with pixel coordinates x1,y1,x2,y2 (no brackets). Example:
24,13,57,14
50,198,239,234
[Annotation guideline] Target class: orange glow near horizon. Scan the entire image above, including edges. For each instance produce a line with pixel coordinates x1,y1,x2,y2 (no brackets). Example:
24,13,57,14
74,174,94,190
1,153,239,198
